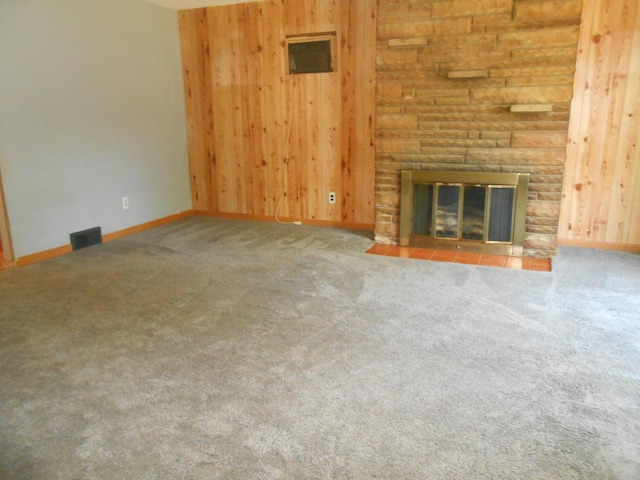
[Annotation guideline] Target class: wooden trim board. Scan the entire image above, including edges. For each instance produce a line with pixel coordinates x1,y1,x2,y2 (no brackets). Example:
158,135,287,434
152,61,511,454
15,210,195,267
195,211,375,232
557,238,640,253
16,245,73,267
12,209,374,268
102,210,195,242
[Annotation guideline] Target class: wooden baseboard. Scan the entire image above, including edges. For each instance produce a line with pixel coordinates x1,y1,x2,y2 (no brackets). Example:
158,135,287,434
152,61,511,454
15,210,195,267
194,210,375,231
13,209,374,268
16,244,73,267
557,238,640,252
102,210,195,242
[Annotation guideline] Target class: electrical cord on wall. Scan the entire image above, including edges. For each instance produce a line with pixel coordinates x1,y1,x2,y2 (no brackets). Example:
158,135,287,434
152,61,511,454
274,95,302,226
274,157,301,225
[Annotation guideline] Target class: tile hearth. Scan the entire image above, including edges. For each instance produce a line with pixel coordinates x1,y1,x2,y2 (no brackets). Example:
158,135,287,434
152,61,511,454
366,244,551,272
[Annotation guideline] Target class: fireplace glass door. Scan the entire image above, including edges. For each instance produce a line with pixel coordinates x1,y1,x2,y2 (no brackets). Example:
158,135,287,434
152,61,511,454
461,186,486,241
487,187,515,242
401,170,529,255
411,184,433,237
435,185,460,239
412,183,517,244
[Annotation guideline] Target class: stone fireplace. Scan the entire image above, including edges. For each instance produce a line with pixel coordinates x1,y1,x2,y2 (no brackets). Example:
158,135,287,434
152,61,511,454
374,0,582,257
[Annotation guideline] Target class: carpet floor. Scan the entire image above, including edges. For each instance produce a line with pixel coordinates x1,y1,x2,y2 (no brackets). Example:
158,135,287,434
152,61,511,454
1,216,639,479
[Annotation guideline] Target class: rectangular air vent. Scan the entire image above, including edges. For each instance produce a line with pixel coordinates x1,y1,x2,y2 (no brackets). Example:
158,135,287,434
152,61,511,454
287,33,335,75
70,226,102,251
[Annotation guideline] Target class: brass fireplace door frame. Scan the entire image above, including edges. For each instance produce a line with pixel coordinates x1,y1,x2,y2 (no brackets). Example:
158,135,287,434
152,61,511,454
399,170,530,256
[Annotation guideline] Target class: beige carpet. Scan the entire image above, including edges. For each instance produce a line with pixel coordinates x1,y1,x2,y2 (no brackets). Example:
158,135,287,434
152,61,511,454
1,216,639,479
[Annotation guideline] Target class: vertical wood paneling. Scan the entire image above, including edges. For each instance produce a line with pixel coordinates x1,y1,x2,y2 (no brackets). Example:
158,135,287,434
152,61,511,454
559,0,640,246
346,0,376,223
179,0,376,226
178,9,215,211
207,8,235,213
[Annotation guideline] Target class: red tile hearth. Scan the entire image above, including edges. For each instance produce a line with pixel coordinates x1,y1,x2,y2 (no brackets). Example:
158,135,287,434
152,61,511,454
366,244,551,272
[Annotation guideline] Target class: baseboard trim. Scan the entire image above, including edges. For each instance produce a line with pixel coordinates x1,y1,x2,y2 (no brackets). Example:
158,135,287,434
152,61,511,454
194,210,375,231
102,210,195,243
13,209,374,268
557,238,640,252
15,210,195,267
16,245,73,267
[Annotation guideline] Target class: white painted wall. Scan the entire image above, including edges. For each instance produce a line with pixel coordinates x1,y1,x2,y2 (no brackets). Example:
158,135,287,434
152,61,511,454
0,0,191,258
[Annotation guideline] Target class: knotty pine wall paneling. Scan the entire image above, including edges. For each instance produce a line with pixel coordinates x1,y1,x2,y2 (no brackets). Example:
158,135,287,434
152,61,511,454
179,0,376,228
559,0,640,248
179,9,215,212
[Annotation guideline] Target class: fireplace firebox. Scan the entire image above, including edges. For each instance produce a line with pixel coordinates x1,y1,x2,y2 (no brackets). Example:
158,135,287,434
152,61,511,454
399,170,530,256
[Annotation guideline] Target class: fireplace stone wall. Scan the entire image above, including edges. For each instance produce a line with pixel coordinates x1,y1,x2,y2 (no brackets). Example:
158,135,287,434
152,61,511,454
374,0,583,257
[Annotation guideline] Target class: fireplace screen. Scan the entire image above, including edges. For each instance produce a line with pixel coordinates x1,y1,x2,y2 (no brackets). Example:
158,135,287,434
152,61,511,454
400,171,529,255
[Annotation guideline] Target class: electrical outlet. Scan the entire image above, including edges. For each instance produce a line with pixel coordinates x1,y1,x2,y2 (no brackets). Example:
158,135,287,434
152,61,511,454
329,192,336,205
122,197,129,210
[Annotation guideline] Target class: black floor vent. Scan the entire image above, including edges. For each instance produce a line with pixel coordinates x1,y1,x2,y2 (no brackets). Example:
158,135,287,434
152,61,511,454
70,227,102,251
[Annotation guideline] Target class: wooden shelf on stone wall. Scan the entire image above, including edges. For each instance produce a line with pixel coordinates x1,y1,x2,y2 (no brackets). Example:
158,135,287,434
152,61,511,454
447,69,489,79
510,104,553,113
388,37,428,47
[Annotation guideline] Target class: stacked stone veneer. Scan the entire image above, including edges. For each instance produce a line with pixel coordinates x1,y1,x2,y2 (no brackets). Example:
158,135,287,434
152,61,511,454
375,0,582,257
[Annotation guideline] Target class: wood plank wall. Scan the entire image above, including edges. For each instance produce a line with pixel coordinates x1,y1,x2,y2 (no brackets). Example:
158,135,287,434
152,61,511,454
559,0,640,248
178,0,376,228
